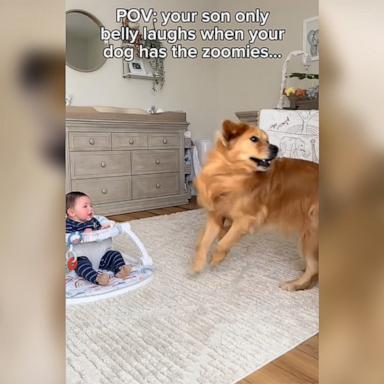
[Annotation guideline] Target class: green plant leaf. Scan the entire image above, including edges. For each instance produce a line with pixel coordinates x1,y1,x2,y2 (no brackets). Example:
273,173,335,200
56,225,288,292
289,72,319,80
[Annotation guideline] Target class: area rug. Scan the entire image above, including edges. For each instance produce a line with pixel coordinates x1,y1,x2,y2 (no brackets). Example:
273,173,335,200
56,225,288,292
66,209,318,384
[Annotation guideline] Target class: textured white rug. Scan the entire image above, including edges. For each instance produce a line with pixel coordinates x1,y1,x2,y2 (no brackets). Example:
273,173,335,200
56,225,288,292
66,209,318,384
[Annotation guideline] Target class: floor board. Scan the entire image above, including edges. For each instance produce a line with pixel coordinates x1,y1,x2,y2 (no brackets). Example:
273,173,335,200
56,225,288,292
242,336,318,384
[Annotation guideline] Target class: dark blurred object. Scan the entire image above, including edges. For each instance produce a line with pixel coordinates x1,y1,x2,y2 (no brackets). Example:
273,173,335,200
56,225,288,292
20,51,65,166
20,51,62,89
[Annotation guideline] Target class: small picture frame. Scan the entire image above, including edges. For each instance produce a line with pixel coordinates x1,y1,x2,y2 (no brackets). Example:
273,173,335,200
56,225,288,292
122,53,153,80
128,58,147,76
303,16,319,61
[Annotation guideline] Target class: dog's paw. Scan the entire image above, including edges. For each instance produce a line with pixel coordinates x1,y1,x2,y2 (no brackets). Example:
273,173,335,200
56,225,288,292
209,251,226,267
209,257,222,268
279,279,311,291
279,281,299,291
191,258,206,274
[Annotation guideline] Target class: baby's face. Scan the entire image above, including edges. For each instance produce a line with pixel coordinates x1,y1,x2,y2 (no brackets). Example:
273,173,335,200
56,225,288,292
68,196,94,222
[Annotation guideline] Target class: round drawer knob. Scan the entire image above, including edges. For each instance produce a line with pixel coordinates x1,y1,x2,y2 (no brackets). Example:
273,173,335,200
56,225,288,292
155,183,161,189
100,161,106,168
101,188,108,194
162,138,168,144
89,138,95,145
155,160,160,165
129,139,135,144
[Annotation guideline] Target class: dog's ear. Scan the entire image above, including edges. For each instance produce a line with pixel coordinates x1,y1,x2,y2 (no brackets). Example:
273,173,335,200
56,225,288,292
220,120,248,147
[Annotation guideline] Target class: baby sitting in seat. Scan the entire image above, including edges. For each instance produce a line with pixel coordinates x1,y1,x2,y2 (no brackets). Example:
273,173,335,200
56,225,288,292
66,191,131,286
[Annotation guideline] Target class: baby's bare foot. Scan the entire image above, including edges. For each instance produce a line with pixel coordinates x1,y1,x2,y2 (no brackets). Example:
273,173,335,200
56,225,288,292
96,273,110,286
115,265,131,279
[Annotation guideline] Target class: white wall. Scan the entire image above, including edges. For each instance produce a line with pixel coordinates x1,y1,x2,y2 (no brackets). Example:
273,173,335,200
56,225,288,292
215,0,319,124
66,0,318,141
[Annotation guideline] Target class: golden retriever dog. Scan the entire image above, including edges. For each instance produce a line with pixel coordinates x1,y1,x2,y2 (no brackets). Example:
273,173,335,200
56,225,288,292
192,120,319,291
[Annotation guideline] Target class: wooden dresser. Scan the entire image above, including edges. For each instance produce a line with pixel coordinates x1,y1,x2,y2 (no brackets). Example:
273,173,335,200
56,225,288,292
66,107,190,215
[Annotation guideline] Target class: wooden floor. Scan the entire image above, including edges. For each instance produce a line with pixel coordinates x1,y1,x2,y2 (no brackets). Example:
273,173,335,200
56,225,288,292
108,198,319,384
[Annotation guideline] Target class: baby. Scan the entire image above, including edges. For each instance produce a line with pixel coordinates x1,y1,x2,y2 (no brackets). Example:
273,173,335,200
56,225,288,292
66,191,131,285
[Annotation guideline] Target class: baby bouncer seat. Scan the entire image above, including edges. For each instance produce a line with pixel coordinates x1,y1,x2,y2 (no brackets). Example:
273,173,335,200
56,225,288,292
65,217,153,305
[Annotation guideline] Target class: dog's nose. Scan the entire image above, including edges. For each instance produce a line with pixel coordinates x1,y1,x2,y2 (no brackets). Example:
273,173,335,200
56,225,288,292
269,144,279,158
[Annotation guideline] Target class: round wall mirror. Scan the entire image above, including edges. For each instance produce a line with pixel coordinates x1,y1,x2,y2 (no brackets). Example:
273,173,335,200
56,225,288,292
66,10,106,72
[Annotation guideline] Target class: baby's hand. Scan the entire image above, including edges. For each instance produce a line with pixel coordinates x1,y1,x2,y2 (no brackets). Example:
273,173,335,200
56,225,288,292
83,228,93,233
101,224,111,229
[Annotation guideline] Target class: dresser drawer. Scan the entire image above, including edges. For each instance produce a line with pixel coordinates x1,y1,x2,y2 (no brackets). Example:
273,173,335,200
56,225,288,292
112,133,148,150
148,134,180,148
69,132,111,151
71,152,131,178
71,176,131,204
132,173,179,199
131,150,179,174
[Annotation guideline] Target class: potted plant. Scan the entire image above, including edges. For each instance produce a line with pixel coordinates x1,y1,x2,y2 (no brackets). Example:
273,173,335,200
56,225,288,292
283,72,319,110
